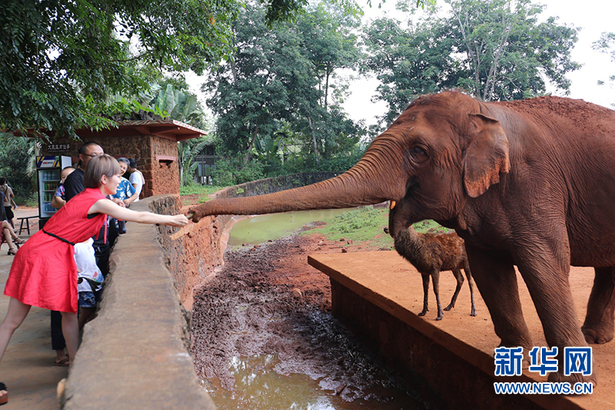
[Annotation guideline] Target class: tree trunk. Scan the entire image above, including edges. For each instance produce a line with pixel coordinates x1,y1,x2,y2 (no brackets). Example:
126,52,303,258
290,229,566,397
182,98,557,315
308,117,320,164
244,125,259,164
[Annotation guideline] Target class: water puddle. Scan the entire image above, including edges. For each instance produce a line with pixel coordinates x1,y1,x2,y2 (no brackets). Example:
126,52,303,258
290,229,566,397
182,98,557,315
201,311,424,410
202,355,421,409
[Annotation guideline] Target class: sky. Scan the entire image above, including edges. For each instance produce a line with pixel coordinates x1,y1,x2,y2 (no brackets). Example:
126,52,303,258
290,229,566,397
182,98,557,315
341,0,615,124
187,0,615,127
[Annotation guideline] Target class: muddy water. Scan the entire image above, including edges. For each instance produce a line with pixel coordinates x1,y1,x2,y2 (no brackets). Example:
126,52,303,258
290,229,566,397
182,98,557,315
195,211,425,409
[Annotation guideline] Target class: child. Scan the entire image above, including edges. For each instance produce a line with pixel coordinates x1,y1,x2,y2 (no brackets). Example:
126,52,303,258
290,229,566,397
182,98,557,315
74,238,104,331
0,155,189,405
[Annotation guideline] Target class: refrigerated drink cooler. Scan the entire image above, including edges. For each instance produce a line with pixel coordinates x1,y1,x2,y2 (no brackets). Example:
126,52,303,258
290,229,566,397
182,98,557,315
36,155,72,229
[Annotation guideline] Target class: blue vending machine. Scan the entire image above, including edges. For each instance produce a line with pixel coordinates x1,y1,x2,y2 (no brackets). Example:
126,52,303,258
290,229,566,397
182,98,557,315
36,155,72,229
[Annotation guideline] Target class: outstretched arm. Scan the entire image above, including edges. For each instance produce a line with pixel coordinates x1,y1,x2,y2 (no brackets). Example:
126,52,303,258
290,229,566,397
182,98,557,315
88,199,189,227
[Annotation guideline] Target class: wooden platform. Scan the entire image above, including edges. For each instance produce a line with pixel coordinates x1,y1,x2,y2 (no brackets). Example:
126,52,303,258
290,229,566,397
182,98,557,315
308,251,615,410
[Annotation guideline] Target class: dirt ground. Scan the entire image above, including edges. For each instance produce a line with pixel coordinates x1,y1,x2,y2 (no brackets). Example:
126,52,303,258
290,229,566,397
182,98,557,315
189,226,419,405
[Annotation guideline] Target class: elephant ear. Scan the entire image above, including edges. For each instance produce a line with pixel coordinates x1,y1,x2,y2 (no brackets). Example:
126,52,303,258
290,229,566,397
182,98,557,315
463,113,510,198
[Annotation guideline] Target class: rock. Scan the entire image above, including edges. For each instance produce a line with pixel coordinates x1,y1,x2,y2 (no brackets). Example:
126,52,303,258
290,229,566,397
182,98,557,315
292,288,303,298
341,248,348,253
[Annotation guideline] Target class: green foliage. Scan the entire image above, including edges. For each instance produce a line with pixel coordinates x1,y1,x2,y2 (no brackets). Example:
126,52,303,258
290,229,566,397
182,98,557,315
212,153,266,186
412,219,453,234
311,205,392,248
179,137,212,186
179,182,225,201
329,206,385,234
312,206,452,249
362,0,580,125
593,31,615,105
0,0,315,137
0,133,37,204
206,0,364,164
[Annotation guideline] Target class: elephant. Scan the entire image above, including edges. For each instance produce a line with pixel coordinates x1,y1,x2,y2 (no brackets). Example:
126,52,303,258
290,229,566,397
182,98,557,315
190,90,615,384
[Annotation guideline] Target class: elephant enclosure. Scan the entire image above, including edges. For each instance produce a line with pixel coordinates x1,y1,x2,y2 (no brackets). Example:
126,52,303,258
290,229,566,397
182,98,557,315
189,231,422,408
189,225,615,409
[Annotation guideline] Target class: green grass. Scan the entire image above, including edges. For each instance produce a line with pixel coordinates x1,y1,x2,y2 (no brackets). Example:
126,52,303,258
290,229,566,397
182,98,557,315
300,205,453,250
180,183,226,203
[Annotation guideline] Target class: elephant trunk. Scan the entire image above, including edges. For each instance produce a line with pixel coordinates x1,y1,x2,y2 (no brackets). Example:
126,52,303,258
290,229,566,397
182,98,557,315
189,135,407,220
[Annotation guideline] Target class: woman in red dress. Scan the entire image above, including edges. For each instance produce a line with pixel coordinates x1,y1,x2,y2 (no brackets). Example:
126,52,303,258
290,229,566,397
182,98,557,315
0,155,188,405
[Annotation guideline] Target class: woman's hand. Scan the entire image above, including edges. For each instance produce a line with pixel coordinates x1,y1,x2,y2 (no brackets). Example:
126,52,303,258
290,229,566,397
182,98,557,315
167,214,189,227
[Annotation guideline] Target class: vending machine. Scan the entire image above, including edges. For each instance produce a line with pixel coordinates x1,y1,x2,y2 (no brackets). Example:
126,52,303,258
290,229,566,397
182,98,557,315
36,155,72,228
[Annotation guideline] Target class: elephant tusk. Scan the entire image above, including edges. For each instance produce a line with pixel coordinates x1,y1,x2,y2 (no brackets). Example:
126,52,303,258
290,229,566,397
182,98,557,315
390,200,396,209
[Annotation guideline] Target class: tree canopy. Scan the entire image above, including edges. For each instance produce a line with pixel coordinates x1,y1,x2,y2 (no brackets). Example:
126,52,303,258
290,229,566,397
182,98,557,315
593,31,615,103
0,0,244,137
205,1,364,181
362,0,580,125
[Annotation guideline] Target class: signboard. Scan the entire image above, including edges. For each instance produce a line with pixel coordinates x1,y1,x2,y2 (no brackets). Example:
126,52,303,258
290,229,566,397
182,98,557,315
36,156,62,168
46,143,71,153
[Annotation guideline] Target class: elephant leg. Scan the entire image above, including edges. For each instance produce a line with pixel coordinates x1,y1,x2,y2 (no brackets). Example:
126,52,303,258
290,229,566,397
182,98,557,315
431,271,444,320
464,261,477,317
444,268,464,311
418,273,430,317
582,267,615,344
465,245,533,349
516,260,594,384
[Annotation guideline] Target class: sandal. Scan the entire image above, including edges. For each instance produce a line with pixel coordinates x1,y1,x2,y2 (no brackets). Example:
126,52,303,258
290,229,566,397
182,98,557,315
7,248,17,256
54,357,70,367
0,382,7,405
13,238,25,245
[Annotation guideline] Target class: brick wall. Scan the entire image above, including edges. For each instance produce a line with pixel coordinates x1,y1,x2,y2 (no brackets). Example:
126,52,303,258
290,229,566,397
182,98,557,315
42,134,180,197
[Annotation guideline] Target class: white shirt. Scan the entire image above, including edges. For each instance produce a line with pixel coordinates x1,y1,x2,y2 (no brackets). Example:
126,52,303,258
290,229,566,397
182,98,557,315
129,170,145,202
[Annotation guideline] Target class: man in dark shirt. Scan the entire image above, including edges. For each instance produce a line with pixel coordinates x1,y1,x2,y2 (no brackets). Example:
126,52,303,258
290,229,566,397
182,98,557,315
64,142,104,201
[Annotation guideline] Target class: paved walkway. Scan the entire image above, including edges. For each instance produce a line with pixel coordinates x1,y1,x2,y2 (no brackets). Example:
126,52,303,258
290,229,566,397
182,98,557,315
1,207,66,409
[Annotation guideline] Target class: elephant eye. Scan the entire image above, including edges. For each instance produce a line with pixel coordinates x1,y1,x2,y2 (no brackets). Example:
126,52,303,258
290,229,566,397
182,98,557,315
411,146,428,160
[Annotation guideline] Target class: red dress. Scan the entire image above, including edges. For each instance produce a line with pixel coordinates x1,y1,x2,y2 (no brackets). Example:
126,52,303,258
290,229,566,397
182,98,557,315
5,188,107,313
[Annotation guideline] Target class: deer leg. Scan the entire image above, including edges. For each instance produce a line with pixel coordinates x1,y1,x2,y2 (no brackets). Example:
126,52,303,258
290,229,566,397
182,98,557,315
418,273,430,317
464,261,477,317
444,268,464,311
432,271,444,320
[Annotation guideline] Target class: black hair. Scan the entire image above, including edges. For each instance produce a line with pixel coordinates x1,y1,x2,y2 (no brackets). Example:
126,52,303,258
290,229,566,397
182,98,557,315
78,141,101,155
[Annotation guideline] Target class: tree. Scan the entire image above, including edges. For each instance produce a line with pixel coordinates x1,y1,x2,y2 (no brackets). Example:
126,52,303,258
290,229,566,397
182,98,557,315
0,0,333,138
593,31,615,106
141,78,213,186
362,0,580,125
0,134,38,202
206,1,364,172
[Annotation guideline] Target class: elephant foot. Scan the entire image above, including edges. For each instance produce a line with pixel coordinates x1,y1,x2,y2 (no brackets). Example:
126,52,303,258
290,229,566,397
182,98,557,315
443,303,454,311
470,307,477,317
435,314,443,321
582,324,614,344
418,310,427,317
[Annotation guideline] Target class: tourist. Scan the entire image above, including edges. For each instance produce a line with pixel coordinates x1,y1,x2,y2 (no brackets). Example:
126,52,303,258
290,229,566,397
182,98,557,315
128,158,145,202
109,158,138,234
0,178,15,229
0,155,188,404
1,191,24,256
51,166,76,209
